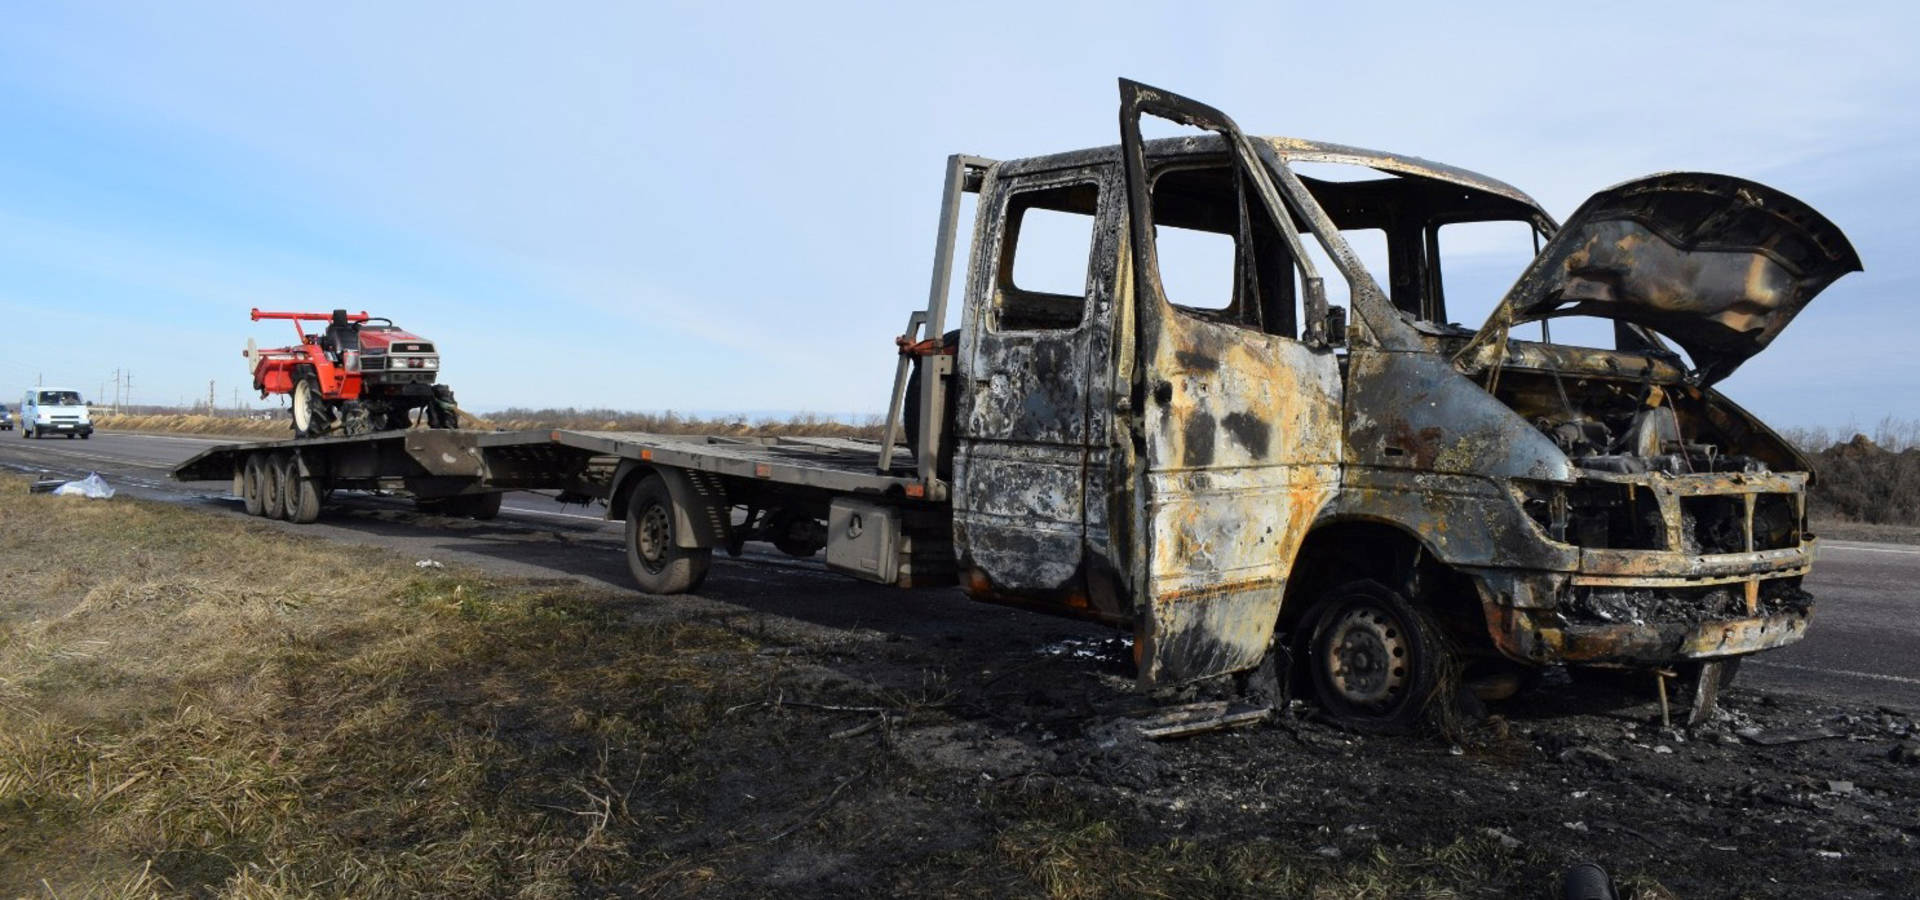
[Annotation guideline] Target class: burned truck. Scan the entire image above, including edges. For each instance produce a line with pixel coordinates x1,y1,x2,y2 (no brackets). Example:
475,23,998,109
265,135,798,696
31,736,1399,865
175,80,1857,730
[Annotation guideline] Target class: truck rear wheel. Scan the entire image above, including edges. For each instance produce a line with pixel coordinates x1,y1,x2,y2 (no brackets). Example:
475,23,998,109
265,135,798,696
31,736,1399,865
1299,579,1452,733
242,455,265,516
625,476,711,595
281,454,321,523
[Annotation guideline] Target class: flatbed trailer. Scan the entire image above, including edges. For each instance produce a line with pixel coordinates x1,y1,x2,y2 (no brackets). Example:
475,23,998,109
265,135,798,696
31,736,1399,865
171,80,1858,730
171,424,956,591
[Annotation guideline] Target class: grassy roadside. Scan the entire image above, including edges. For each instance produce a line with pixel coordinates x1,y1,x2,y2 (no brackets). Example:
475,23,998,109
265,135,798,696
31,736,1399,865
1809,517,1920,546
0,477,1550,897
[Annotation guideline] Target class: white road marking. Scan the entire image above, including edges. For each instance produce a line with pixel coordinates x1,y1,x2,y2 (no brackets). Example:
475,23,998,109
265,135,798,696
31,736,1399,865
97,431,238,445
502,505,610,523
1746,659,1920,687
1821,542,1920,556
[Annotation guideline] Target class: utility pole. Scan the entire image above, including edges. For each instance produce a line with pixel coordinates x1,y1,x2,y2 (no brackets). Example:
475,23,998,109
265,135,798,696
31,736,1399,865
113,369,121,414
207,380,215,413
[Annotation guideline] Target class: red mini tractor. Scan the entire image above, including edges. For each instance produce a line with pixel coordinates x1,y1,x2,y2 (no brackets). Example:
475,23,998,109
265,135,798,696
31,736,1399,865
246,308,460,437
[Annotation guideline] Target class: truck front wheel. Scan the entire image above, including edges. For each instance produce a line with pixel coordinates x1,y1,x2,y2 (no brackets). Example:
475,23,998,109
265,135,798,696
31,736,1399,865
1299,579,1452,733
625,476,711,595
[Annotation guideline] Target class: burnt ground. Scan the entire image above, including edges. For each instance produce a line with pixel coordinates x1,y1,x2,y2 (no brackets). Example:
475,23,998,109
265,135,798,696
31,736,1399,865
718,622,1920,899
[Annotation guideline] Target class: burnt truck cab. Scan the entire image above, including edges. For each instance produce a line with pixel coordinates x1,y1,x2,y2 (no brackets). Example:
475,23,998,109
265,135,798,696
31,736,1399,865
900,81,1857,729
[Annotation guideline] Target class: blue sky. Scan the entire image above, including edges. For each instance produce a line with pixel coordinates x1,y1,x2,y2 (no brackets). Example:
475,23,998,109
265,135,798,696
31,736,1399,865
0,1,1914,426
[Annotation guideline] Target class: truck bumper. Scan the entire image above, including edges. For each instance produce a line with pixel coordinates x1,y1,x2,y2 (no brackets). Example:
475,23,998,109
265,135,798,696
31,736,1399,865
1469,543,1815,666
33,422,92,436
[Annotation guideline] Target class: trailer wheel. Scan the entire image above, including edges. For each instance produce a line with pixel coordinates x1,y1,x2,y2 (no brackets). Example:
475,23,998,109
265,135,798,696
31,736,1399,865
260,453,287,520
625,476,710,594
1299,579,1452,734
242,455,265,516
281,454,321,524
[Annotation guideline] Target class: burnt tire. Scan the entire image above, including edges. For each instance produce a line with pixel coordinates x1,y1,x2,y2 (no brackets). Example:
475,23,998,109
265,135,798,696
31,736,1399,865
1299,579,1452,733
899,329,959,479
280,454,321,524
625,476,711,595
260,453,287,520
242,455,266,516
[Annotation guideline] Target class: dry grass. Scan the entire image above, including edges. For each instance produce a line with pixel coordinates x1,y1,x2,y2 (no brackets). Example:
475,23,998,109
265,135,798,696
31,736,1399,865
482,409,884,440
0,477,1562,897
91,413,295,439
0,475,779,896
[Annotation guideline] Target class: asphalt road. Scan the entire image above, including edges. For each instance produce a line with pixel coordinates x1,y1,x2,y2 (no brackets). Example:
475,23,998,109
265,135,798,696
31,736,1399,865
5,429,1917,711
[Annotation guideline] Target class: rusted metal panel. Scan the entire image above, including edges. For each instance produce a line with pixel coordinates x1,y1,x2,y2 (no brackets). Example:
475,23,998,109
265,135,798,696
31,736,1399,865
1459,173,1861,385
1116,80,1343,685
1485,603,1810,665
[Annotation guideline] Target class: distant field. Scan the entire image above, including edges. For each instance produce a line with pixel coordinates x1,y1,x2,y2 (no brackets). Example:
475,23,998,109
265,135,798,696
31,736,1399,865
93,409,886,441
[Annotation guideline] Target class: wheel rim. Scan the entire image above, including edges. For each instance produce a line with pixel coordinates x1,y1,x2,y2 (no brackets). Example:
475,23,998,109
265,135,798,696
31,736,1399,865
293,382,314,433
635,502,671,573
1322,603,1411,708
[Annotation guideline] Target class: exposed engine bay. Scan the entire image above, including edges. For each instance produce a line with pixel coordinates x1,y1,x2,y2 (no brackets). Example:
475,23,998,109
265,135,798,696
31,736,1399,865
1504,373,1764,476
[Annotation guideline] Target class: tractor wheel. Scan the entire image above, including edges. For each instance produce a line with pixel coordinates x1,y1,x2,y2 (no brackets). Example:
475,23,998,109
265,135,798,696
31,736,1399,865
338,403,372,437
242,455,265,516
280,454,321,523
625,476,711,595
291,378,325,438
427,386,459,430
1298,579,1453,733
260,453,287,520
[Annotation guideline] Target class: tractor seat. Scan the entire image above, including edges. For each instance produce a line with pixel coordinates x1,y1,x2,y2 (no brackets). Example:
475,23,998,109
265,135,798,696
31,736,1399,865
324,323,361,359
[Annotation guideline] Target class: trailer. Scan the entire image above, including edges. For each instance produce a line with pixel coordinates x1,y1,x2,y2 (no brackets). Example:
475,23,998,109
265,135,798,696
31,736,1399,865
174,80,1858,730
171,425,953,593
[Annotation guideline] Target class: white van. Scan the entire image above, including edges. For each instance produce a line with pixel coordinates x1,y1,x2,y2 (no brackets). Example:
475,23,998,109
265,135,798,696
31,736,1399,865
20,388,92,439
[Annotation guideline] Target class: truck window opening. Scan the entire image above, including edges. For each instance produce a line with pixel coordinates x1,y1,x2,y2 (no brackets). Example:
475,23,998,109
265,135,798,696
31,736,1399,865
996,181,1099,332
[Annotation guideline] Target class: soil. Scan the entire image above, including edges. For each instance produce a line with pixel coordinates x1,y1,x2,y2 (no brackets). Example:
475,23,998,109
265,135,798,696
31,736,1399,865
764,626,1920,898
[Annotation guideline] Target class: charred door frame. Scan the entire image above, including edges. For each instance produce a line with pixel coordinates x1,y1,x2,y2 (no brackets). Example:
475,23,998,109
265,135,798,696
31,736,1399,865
953,160,1122,601
1116,79,1350,684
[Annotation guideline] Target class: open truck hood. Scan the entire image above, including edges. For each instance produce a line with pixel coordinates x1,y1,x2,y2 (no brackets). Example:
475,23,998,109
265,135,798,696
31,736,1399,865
1477,172,1860,384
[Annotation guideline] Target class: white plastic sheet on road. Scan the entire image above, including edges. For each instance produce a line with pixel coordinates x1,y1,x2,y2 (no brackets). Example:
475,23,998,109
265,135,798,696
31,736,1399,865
52,473,115,499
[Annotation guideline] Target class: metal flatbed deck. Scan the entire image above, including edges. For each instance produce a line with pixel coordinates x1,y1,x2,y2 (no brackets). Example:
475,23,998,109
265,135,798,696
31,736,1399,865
171,427,930,503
